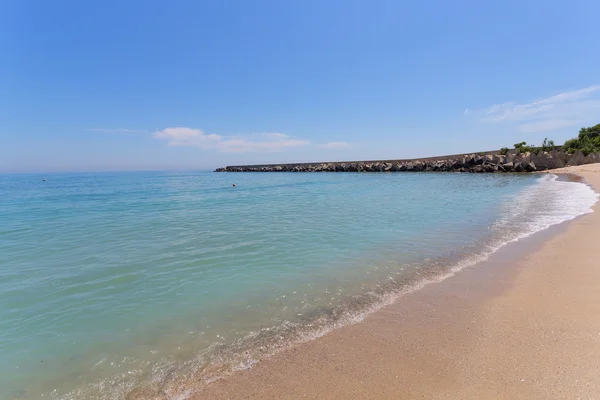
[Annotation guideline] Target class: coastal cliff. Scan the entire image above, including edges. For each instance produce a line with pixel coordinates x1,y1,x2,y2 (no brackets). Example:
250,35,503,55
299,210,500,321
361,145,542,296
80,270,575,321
215,149,600,173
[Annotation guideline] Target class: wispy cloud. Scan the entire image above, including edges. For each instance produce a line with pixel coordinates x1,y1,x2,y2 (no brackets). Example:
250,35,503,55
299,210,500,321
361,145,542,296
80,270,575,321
258,132,290,139
86,128,146,133
153,127,310,153
517,119,574,133
477,85,600,133
319,141,351,149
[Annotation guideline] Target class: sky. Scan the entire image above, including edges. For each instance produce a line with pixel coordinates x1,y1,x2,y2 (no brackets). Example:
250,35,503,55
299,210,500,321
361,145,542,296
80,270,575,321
1,0,600,172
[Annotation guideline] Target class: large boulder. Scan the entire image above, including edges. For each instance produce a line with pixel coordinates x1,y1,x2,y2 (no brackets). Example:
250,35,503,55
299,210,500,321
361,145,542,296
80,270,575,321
446,159,459,170
567,150,586,166
531,152,551,170
583,153,599,165
484,154,500,164
547,155,565,169
428,161,438,170
514,162,525,172
514,152,531,164
550,150,569,165
464,155,477,166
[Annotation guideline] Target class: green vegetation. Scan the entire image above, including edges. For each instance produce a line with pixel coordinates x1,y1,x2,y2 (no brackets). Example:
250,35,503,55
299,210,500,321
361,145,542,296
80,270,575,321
540,137,555,152
562,123,600,155
513,141,533,154
498,124,600,157
504,137,555,155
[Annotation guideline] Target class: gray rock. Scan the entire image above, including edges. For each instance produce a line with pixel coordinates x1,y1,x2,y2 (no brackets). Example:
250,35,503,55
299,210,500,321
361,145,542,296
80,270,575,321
568,150,586,166
514,162,525,172
215,149,594,173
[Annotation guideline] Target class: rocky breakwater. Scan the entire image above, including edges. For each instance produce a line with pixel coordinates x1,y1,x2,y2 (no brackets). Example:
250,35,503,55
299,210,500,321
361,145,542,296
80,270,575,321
215,150,600,173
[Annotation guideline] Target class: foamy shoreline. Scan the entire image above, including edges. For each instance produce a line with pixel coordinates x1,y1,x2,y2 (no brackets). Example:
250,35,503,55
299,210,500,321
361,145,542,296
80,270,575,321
193,163,600,399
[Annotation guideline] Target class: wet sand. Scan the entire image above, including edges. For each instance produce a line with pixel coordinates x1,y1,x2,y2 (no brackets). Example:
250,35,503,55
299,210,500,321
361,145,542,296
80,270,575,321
194,164,600,400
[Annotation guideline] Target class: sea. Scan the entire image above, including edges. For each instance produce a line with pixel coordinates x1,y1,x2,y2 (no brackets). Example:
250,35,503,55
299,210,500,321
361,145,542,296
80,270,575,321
1,171,597,399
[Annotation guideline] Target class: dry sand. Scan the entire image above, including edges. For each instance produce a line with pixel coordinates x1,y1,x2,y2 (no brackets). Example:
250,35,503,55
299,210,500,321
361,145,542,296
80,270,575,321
194,163,600,400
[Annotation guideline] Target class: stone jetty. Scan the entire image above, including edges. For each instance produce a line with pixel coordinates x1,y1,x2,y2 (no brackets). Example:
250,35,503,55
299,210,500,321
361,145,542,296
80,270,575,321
215,149,600,173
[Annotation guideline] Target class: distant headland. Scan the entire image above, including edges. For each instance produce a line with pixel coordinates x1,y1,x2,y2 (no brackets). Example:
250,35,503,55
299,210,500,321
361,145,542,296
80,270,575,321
215,124,600,173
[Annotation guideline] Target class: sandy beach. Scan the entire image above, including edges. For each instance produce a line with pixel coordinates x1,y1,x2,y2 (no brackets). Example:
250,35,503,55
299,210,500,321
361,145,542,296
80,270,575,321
193,163,600,400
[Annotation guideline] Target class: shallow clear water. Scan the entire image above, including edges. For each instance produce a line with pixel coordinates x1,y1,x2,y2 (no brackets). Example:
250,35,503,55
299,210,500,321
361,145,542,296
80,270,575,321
0,171,597,399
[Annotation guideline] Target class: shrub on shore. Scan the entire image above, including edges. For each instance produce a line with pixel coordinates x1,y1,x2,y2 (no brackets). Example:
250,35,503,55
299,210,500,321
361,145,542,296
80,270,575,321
499,137,555,156
514,142,533,154
500,123,600,156
562,124,600,155
540,137,555,152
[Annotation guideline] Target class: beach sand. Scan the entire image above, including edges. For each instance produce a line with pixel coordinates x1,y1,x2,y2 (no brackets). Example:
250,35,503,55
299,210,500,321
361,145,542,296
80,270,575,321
193,163,600,400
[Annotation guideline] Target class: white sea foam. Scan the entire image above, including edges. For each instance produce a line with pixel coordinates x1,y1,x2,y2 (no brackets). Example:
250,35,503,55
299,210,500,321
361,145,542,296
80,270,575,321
492,174,598,243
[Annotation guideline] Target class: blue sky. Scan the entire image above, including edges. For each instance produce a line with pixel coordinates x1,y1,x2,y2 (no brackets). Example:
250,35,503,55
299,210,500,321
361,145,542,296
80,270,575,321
2,0,600,172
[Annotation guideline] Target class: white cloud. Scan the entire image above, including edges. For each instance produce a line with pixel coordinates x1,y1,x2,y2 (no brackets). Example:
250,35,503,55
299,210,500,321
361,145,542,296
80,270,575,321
87,128,145,133
259,132,289,139
518,119,574,133
319,141,351,149
478,85,600,133
153,127,309,153
533,85,600,105
464,108,469,115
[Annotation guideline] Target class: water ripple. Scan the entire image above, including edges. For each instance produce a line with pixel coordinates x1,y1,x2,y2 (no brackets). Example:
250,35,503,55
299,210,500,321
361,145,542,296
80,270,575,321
0,171,596,400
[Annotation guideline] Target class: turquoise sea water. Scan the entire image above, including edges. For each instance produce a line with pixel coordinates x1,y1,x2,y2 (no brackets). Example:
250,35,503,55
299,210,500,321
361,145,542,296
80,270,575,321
1,171,597,399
